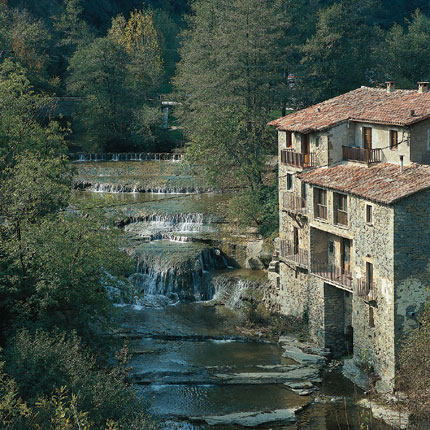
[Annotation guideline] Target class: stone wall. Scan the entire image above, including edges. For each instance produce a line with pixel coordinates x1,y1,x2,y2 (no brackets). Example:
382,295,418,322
394,189,430,373
410,118,430,164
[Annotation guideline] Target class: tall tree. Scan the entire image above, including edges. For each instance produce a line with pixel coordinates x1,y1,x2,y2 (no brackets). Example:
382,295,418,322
298,1,381,105
0,4,52,89
68,9,164,152
175,0,283,232
377,10,430,88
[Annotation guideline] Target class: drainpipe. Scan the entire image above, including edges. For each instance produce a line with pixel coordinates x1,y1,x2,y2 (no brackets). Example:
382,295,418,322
400,155,404,173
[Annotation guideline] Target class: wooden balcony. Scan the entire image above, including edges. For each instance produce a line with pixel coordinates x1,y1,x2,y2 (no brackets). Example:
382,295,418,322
282,192,308,215
356,278,377,302
279,239,309,267
281,149,315,168
311,260,353,290
342,146,382,165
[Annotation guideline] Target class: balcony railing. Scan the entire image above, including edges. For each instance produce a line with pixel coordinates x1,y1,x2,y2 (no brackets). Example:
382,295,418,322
336,209,348,226
356,278,377,301
342,146,382,164
279,239,309,267
282,192,308,215
311,260,353,290
281,149,315,168
316,204,328,220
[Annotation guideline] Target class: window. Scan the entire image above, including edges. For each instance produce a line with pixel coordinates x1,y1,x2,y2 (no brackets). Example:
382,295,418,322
362,127,372,150
293,227,299,254
390,130,398,150
366,204,373,224
366,262,373,286
286,173,293,190
369,306,375,328
301,182,307,202
315,188,327,220
286,131,292,148
328,240,334,254
335,193,348,226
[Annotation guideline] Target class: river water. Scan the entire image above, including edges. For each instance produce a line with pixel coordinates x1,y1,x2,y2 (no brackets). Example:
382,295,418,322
73,160,391,430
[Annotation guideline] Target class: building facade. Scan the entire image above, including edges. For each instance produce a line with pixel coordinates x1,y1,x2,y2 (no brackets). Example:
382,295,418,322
269,83,430,392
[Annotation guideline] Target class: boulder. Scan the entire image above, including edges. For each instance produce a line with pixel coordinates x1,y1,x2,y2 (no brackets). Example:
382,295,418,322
282,345,326,366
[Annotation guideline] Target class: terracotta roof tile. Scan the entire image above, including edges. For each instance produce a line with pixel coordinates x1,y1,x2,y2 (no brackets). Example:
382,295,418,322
298,162,430,204
268,87,430,133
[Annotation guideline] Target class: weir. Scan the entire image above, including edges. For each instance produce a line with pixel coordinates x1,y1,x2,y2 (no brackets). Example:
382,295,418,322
70,152,184,162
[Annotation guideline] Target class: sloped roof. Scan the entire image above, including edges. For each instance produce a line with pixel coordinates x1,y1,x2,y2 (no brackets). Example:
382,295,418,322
269,87,430,133
298,162,430,205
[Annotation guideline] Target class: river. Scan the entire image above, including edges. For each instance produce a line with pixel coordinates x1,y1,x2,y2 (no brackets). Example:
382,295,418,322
72,158,391,429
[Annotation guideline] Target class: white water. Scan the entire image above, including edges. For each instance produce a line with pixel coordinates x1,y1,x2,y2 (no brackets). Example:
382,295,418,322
71,152,183,162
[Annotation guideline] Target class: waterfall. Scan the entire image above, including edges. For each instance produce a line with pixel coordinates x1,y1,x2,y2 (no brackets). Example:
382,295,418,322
129,248,228,303
123,213,215,234
70,152,184,163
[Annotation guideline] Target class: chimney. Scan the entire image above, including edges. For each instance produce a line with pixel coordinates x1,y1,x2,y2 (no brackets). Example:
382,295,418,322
386,81,395,93
418,82,429,93
400,155,404,172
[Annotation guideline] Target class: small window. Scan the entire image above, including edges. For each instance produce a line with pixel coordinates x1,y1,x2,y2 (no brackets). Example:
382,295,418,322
366,204,373,224
390,130,398,150
369,306,375,328
286,173,293,190
301,182,307,201
286,131,292,148
335,193,348,225
329,240,334,254
315,188,327,219
293,227,299,254
366,262,373,286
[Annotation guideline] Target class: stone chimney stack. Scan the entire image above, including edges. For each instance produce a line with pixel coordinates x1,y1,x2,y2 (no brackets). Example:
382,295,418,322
386,81,395,93
418,82,429,93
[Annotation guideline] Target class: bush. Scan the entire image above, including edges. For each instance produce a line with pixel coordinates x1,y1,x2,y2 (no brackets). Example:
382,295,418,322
3,330,158,430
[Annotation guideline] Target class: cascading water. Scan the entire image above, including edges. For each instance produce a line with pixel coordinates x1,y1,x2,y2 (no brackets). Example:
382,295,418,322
70,152,183,162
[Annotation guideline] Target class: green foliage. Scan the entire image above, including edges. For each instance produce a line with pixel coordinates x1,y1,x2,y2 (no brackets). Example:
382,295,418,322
68,9,164,152
0,332,158,430
299,1,381,104
175,0,283,231
0,60,67,166
0,4,52,88
377,10,430,87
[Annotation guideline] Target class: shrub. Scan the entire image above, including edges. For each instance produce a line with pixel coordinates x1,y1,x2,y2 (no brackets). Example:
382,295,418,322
4,330,158,430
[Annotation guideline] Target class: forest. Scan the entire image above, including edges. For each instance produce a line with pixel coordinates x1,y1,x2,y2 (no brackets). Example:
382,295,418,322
2,0,430,428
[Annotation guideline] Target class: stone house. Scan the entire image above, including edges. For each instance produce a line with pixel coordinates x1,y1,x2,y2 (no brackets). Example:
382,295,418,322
268,82,430,392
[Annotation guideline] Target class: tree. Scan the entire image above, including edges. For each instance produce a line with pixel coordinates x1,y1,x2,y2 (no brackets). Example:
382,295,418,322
377,10,430,88
68,9,164,152
174,0,283,233
109,9,163,91
0,64,131,342
0,59,66,168
298,1,381,105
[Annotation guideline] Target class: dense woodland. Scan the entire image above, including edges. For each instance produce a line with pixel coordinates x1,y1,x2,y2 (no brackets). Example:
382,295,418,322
2,0,430,428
